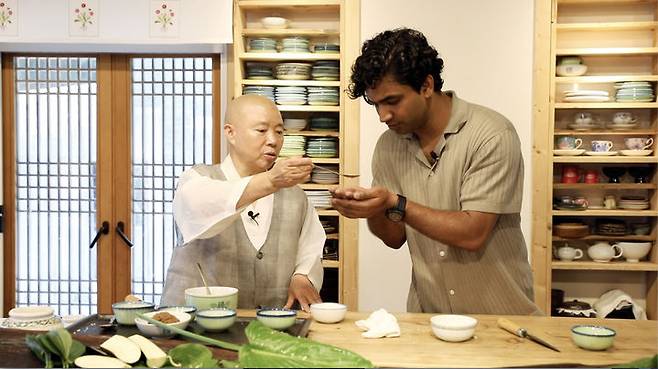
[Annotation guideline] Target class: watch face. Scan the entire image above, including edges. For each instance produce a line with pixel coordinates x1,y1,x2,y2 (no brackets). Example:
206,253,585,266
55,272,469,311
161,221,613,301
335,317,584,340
386,209,403,222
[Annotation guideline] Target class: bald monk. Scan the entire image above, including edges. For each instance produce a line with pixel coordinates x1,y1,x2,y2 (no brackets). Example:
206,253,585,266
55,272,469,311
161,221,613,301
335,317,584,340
161,95,324,311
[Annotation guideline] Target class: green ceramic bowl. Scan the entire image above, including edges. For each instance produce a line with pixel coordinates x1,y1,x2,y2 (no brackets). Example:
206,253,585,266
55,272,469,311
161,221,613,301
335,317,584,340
256,308,297,330
111,301,155,325
195,308,237,332
184,286,238,310
571,325,616,350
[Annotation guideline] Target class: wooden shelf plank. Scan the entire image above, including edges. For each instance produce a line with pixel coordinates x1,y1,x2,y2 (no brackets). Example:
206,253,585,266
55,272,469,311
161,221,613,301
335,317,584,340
553,209,658,216
554,129,658,136
556,21,658,31
555,75,658,83
553,183,657,190
285,130,339,137
558,0,656,4
277,105,340,112
238,0,341,9
243,79,340,87
317,209,339,216
322,259,340,268
553,235,655,242
552,261,658,271
554,102,658,109
300,183,336,190
243,29,340,37
552,156,658,163
326,233,338,240
240,52,340,61
555,47,658,56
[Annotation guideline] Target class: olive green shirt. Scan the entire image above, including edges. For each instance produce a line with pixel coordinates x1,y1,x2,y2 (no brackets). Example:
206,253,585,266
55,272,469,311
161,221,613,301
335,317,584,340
372,91,541,315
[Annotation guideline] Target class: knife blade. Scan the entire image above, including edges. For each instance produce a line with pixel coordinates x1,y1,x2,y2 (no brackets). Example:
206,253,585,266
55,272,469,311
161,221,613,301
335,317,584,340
497,318,561,352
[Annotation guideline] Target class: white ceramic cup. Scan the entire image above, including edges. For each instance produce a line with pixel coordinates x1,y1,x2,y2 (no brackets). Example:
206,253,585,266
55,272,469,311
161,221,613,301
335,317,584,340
612,112,637,125
624,137,654,150
591,140,613,152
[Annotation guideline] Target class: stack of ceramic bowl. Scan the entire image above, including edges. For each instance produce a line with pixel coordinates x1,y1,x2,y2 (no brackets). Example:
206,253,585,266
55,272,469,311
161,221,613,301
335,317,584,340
563,89,609,103
306,137,338,158
311,165,339,184
615,81,654,103
0,306,63,331
283,118,307,131
275,86,307,105
618,196,650,210
311,61,340,81
275,62,312,80
313,42,340,54
279,135,306,157
249,38,277,53
320,219,336,233
245,63,274,79
310,116,339,131
305,190,332,209
307,87,339,106
243,86,275,101
281,37,309,53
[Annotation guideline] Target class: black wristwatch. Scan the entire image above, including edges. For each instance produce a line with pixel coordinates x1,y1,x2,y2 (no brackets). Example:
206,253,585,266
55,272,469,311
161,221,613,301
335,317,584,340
385,194,406,222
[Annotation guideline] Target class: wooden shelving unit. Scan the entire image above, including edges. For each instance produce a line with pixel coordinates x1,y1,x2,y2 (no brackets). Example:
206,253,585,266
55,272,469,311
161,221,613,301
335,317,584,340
232,0,360,309
533,0,658,319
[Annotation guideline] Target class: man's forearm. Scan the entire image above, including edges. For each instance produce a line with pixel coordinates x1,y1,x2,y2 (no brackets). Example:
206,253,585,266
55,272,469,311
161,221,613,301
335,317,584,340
367,213,406,249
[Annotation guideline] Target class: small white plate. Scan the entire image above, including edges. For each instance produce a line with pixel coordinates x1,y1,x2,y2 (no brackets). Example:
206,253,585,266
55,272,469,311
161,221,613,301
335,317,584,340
585,151,618,156
564,96,610,102
619,149,653,156
553,149,586,156
564,90,609,97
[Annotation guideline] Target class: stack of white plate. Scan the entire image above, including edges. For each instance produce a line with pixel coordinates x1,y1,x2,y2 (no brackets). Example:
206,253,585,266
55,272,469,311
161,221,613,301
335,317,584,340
245,63,274,79
563,90,610,103
313,42,340,53
282,36,310,53
306,137,338,158
615,81,654,102
279,135,306,157
283,118,307,131
618,196,650,210
310,116,339,131
312,61,340,81
243,86,275,101
249,38,277,53
275,86,307,105
308,87,339,106
311,165,339,184
275,62,312,80
305,190,332,209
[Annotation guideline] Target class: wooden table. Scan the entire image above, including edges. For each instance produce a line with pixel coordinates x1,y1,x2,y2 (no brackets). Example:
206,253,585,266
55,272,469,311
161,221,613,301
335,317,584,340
308,312,658,368
1,311,656,368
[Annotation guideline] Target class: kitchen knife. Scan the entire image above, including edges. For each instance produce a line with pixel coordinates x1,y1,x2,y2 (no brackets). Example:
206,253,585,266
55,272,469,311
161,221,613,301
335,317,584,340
497,318,561,352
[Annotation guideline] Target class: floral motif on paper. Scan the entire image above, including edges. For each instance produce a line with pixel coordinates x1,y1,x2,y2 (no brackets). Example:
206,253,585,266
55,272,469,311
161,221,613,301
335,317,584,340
154,2,175,30
73,1,95,30
0,2,14,29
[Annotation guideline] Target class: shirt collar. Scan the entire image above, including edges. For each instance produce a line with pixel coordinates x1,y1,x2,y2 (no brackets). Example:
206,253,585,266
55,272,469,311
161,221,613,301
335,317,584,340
402,90,469,142
220,155,243,180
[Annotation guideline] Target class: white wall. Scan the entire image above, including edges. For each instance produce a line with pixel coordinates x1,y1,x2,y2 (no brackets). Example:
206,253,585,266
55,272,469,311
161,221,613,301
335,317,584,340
358,0,535,312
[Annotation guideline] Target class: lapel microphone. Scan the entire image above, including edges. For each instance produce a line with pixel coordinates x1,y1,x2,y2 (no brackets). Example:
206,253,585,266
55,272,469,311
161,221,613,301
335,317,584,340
247,210,260,225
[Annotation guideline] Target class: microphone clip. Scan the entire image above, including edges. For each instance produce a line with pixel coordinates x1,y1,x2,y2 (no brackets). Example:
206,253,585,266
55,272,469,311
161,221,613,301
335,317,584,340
247,210,260,225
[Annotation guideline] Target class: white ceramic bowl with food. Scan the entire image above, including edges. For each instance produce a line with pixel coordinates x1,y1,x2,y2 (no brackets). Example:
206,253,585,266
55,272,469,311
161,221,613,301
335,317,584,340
257,308,297,330
195,308,237,332
310,302,347,323
157,305,198,320
184,286,238,310
112,301,155,325
261,16,289,29
430,314,478,342
134,311,191,338
571,325,616,350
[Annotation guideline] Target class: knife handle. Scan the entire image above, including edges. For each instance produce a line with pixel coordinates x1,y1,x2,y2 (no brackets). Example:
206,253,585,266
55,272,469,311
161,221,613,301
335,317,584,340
497,318,524,337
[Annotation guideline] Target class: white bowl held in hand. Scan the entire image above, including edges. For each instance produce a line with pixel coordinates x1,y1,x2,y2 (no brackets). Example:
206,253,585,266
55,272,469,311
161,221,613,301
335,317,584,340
430,314,478,342
310,302,347,323
261,17,289,29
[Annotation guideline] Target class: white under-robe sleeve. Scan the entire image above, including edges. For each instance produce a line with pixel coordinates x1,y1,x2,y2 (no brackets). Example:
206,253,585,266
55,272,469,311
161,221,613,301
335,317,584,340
293,202,326,291
173,168,252,244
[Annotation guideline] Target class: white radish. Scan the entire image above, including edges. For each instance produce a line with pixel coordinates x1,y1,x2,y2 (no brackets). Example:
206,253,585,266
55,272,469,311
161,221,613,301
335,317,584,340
74,355,131,368
100,335,142,364
128,334,168,368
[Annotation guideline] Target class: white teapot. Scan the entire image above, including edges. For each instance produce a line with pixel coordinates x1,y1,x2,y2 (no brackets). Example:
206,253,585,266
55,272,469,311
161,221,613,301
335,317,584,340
587,242,623,262
554,245,583,261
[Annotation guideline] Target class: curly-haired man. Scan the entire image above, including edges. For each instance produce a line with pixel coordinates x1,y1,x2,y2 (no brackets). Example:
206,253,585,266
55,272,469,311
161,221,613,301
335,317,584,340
331,28,541,315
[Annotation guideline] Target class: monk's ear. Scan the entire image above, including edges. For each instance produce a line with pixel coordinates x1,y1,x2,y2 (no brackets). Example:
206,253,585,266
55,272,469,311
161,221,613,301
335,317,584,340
224,123,236,145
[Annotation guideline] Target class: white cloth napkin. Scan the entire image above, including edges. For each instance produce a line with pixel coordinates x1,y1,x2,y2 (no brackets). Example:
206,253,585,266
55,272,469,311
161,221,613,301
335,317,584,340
593,289,647,320
354,308,400,338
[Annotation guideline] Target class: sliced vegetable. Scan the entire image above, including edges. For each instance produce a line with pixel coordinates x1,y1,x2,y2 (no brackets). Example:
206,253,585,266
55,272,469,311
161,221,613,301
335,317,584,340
167,343,218,368
100,335,142,364
74,355,131,368
128,334,167,368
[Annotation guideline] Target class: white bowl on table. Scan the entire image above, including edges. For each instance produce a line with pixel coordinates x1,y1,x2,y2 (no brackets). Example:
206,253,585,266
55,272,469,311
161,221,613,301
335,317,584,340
195,308,237,332
257,308,297,330
310,302,347,323
430,314,478,342
134,311,191,338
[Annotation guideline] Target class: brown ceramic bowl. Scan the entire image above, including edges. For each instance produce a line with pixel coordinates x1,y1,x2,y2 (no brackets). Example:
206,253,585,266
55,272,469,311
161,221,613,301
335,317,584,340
554,223,589,238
